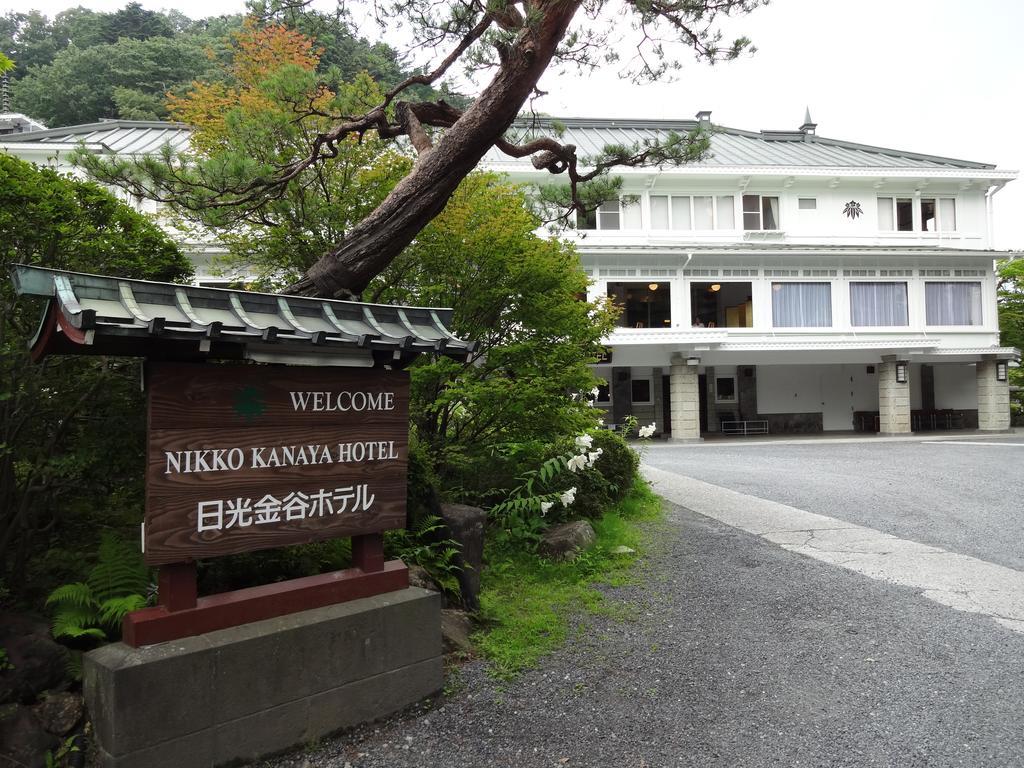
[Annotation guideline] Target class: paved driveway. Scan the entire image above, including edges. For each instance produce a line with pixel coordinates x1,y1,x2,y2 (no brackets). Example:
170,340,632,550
644,435,1024,571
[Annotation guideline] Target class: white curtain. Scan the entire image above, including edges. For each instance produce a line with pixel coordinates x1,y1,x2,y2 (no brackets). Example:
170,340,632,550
772,283,832,327
716,196,735,229
850,282,908,326
925,282,982,325
650,196,669,229
671,196,691,230
622,196,643,229
939,198,956,231
694,196,714,229
877,197,894,230
762,197,780,229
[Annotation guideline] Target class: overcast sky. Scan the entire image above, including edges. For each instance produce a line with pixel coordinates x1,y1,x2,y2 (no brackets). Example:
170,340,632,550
6,0,1023,249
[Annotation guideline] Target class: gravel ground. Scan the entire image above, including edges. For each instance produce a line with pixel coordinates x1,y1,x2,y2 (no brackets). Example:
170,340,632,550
254,497,1024,768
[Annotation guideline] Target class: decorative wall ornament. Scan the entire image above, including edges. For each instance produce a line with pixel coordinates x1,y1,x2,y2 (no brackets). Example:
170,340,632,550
843,200,863,219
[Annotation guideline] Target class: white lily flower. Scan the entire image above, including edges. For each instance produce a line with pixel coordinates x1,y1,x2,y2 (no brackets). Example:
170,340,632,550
590,387,600,399
575,433,594,450
540,501,553,516
638,423,656,439
567,453,588,472
559,487,577,506
588,448,603,465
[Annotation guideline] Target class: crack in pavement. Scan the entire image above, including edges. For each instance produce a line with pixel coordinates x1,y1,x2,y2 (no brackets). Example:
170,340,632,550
643,464,1024,635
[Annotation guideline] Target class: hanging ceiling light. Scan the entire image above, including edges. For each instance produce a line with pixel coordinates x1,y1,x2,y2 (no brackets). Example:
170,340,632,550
648,283,659,291
710,284,721,292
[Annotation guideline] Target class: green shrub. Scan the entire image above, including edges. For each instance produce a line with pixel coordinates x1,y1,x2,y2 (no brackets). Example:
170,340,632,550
534,429,638,520
590,430,639,503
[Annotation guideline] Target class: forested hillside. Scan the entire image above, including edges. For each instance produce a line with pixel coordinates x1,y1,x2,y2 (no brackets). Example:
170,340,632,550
1,2,426,127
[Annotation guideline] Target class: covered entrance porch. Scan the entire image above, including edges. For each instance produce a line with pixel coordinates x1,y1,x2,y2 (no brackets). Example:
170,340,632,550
594,344,1017,440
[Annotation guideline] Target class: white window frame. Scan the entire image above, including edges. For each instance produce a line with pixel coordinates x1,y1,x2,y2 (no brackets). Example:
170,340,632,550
742,194,781,231
770,281,833,328
877,196,957,233
577,199,623,230
630,377,654,405
848,280,910,328
715,375,738,404
923,280,984,327
648,194,736,231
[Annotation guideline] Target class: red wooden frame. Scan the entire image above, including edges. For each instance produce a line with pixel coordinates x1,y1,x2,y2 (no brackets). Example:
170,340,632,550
123,534,406,647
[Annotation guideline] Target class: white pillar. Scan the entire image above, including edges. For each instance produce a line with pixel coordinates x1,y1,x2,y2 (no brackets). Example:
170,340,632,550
878,359,911,435
977,360,1011,431
669,357,701,441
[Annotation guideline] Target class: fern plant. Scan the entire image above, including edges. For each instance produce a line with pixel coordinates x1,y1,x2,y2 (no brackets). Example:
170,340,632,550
385,515,463,599
46,534,151,643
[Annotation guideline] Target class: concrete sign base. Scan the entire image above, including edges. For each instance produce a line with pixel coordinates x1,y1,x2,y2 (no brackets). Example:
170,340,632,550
84,587,442,768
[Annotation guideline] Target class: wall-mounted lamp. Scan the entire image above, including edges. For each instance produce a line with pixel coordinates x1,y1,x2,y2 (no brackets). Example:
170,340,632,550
996,361,1008,382
686,356,701,366
895,362,908,384
648,283,659,291
710,284,721,292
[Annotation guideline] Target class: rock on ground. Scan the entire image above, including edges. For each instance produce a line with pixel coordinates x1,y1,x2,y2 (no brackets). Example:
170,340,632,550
439,503,485,611
440,610,474,655
0,612,69,704
539,520,596,560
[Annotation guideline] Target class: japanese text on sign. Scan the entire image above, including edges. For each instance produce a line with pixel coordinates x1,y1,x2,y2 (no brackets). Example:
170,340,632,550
197,484,375,532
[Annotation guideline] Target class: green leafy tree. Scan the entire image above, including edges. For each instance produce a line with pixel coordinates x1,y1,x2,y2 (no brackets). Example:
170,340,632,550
997,257,1024,351
0,11,60,77
48,7,108,50
99,1,174,43
370,172,616,489
997,256,1024,423
0,154,192,605
12,34,224,125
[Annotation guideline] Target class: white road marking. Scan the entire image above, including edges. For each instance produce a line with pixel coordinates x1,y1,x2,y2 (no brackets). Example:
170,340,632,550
923,441,1024,447
643,464,1024,635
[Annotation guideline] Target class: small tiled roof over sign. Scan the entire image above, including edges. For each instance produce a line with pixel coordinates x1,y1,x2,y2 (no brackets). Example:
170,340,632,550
493,117,999,170
12,265,475,368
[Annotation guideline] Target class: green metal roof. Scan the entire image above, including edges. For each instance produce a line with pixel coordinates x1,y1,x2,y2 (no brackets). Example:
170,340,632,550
493,117,999,171
12,265,475,367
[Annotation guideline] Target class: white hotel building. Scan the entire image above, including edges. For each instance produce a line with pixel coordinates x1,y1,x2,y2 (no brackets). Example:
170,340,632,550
2,112,1019,439
486,112,1019,438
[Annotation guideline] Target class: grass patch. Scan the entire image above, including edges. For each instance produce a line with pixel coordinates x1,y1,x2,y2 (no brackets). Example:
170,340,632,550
474,478,662,680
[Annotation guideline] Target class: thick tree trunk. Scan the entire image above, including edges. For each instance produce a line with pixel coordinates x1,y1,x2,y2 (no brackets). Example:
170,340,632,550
288,0,582,299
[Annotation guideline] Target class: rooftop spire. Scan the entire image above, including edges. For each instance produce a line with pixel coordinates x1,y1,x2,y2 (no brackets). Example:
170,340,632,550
799,107,817,139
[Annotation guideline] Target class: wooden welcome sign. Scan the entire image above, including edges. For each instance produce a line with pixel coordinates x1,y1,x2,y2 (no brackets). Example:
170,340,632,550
12,266,475,648
144,362,409,565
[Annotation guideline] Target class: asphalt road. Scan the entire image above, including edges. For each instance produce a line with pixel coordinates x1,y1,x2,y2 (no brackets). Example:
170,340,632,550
644,436,1024,571
258,436,1024,767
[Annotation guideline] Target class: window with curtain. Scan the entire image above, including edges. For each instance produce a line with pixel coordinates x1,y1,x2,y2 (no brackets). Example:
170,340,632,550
925,282,982,325
742,195,780,230
878,197,956,232
772,283,832,327
716,196,736,228
850,282,909,326
693,196,714,229
621,196,642,229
